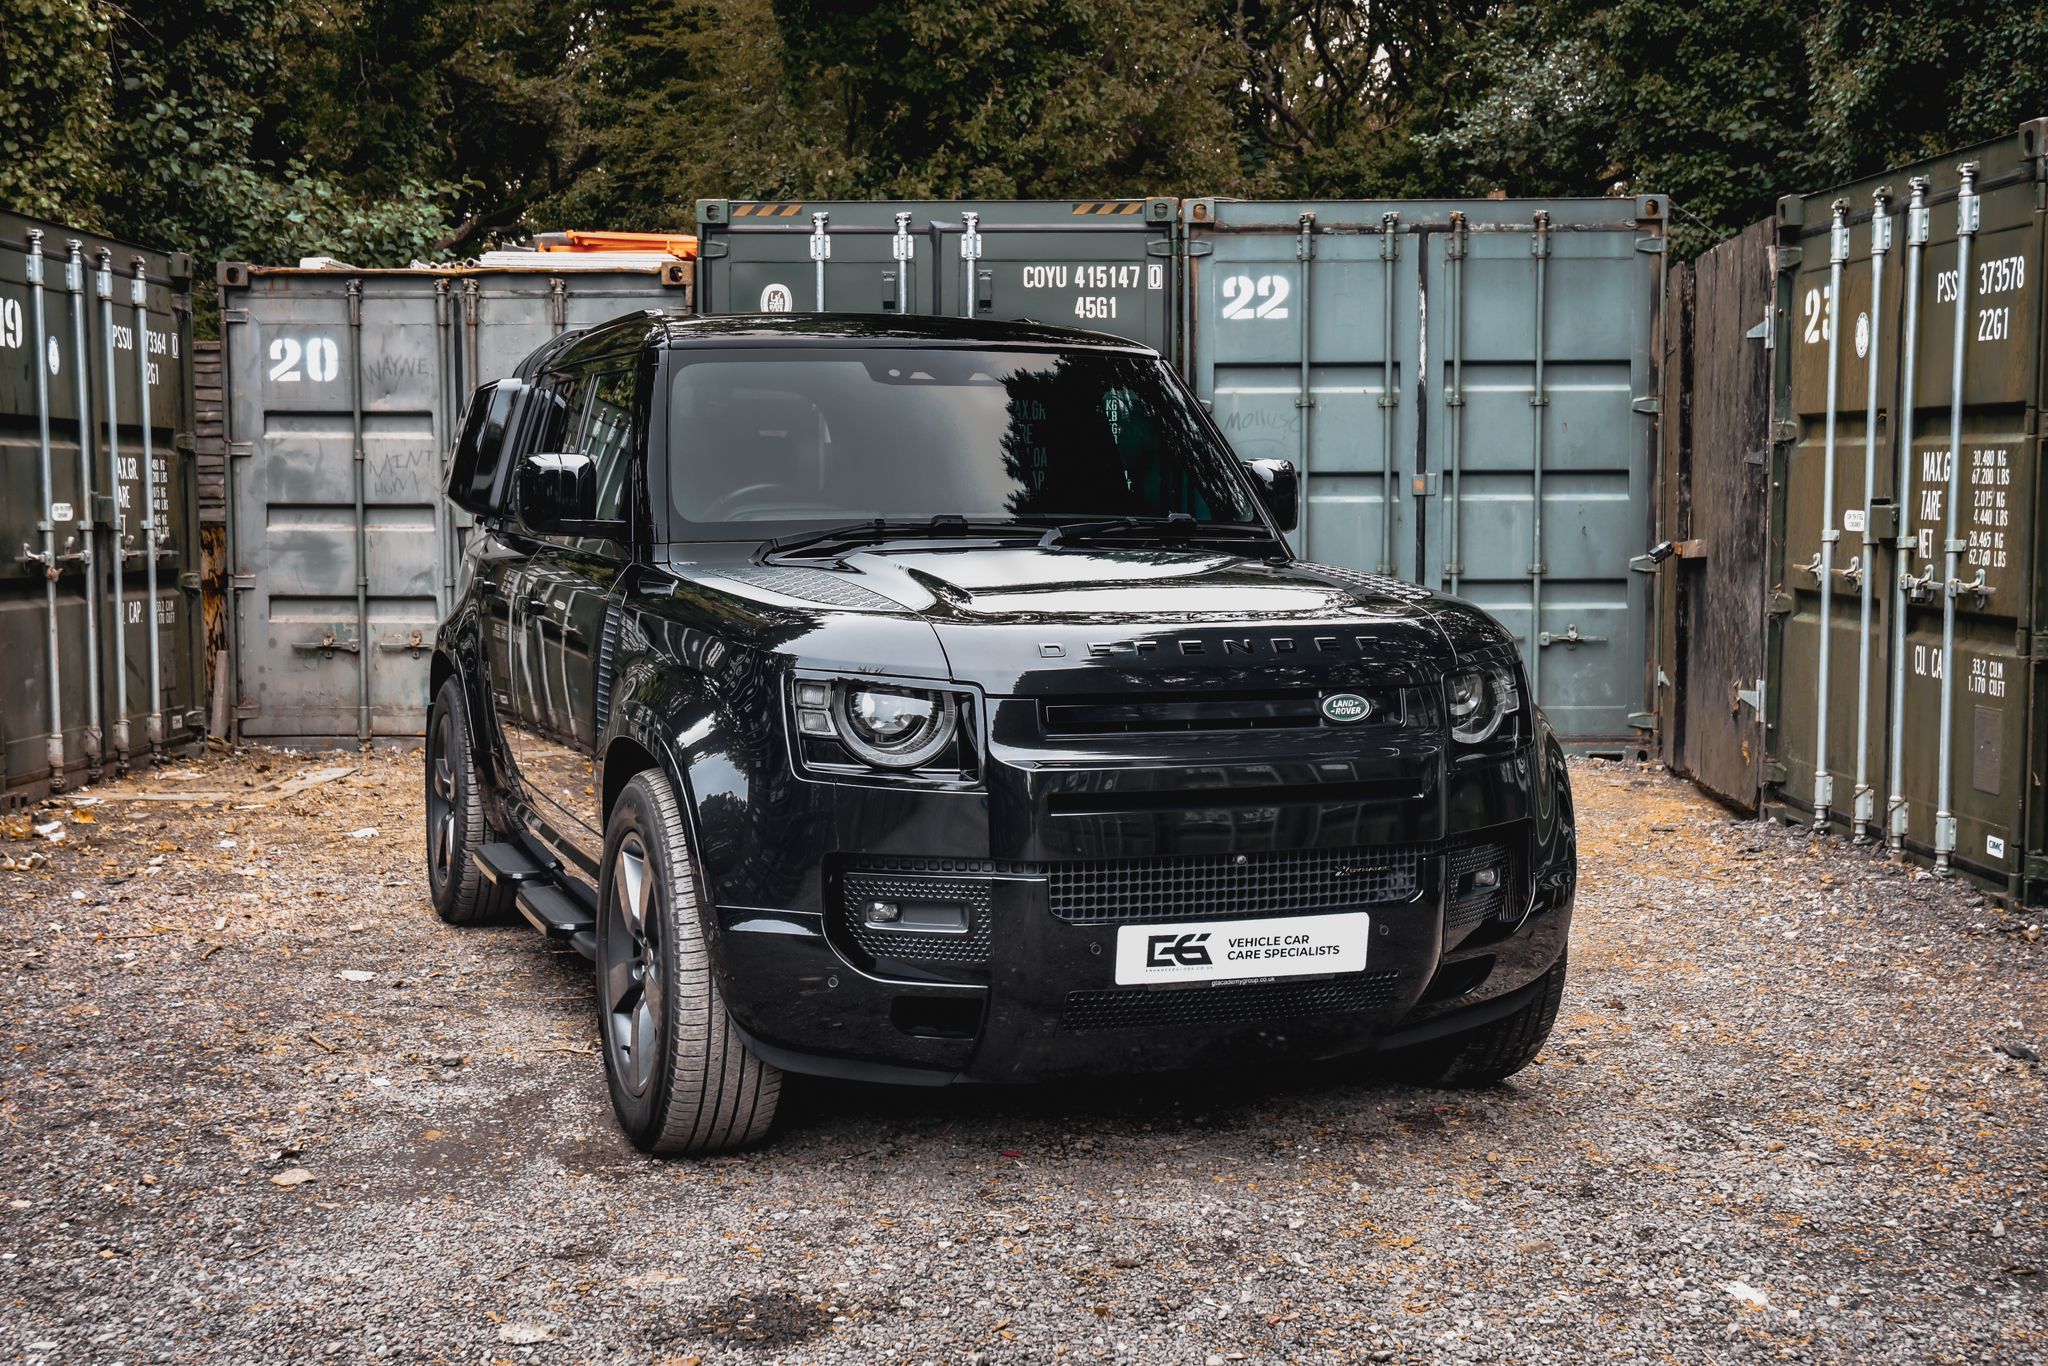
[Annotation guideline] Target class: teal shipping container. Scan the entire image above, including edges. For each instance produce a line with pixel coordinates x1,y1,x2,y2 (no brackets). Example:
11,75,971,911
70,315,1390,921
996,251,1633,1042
1182,197,1669,744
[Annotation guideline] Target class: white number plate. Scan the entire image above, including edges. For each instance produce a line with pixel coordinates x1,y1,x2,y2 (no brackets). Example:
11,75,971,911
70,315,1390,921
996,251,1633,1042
1113,912,1371,986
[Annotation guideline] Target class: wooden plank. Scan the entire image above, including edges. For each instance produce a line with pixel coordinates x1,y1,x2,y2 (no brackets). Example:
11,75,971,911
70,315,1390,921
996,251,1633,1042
1671,221,1774,812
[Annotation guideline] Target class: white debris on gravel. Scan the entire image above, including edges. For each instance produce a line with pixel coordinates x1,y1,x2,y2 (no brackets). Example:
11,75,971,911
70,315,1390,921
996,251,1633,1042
0,748,2042,1364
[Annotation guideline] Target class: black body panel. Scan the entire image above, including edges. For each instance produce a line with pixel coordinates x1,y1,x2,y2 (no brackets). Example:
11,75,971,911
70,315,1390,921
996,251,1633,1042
433,313,1577,1085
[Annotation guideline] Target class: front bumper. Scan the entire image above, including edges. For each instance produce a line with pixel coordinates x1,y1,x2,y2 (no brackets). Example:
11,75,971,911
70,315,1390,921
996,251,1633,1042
712,831,1573,1085
698,695,1576,1085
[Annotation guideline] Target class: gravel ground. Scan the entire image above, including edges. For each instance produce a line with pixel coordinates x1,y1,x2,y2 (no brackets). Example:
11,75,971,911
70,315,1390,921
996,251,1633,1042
1,749,2043,1365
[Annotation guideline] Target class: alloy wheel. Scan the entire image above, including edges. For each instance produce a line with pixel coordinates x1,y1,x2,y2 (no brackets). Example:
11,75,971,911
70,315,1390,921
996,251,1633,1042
426,708,457,891
602,834,664,1098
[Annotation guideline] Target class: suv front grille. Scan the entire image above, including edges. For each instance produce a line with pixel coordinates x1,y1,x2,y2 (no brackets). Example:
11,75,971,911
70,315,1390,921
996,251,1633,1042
1047,845,1426,924
1039,689,1407,737
1060,971,1403,1033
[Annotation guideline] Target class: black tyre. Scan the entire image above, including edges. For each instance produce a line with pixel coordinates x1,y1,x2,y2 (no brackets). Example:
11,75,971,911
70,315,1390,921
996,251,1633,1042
1384,958,1567,1087
424,676,512,926
596,770,782,1154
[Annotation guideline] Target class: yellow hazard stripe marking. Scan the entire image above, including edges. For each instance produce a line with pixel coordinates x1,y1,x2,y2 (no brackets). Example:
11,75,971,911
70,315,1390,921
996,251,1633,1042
731,203,806,217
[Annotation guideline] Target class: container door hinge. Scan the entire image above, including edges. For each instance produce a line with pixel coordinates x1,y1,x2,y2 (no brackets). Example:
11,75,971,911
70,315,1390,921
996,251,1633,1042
1631,395,1662,415
1146,239,1177,258
1636,236,1667,254
230,573,256,592
1763,760,1788,786
1767,590,1795,616
1627,712,1657,731
179,570,201,592
698,241,729,260
1771,419,1800,444
1183,241,1214,259
1775,245,1804,272
292,633,361,658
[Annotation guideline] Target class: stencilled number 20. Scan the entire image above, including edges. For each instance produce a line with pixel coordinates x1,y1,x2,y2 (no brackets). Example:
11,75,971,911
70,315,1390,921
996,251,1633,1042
269,335,340,382
1220,274,1292,321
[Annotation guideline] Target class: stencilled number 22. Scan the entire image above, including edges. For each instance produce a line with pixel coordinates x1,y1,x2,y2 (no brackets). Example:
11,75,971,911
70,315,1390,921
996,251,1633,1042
269,335,340,382
1220,274,1291,320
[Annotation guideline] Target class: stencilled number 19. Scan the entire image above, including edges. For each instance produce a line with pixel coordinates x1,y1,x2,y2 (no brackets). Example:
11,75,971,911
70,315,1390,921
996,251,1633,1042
1220,274,1292,320
269,335,340,382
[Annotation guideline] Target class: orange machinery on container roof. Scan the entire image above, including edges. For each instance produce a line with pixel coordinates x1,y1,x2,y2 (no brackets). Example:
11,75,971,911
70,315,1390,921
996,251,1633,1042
532,230,698,259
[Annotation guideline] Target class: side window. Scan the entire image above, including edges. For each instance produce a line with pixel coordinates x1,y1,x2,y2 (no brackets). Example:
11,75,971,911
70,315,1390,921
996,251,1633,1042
577,367,638,523
526,370,589,456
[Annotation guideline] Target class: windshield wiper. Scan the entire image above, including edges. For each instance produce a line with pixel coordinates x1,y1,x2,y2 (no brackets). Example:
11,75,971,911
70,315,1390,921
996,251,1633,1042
1038,513,1280,550
759,515,1036,564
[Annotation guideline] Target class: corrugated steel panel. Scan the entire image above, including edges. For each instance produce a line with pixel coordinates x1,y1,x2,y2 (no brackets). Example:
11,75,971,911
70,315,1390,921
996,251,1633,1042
1183,197,1668,743
0,211,203,802
220,261,690,743
694,199,1178,356
1765,119,2047,904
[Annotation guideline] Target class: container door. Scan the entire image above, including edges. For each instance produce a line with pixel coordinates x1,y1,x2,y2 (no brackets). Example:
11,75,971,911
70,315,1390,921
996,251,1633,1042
927,201,1175,352
1185,205,1418,584
699,202,929,318
225,275,444,741
1416,209,1661,743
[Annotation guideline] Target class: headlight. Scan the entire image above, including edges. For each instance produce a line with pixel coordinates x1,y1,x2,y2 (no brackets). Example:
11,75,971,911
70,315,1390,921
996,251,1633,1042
1447,665,1518,745
795,679,961,769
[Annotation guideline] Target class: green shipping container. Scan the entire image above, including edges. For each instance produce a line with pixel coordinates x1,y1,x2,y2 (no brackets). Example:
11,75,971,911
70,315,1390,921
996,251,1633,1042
0,212,203,802
694,198,1177,355
1765,119,2048,905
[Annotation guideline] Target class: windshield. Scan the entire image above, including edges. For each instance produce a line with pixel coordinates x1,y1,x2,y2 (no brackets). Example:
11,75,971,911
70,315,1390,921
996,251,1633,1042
666,347,1259,534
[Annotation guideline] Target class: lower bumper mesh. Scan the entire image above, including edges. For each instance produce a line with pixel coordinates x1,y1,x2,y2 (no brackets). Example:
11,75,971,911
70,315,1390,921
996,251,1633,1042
1059,971,1404,1033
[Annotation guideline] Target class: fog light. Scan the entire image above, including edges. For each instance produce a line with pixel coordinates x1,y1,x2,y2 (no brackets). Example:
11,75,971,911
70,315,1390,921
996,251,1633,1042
863,899,901,924
1473,867,1501,890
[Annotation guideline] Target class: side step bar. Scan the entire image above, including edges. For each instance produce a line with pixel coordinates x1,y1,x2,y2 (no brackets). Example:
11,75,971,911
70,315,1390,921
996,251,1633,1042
515,881,600,963
476,842,546,891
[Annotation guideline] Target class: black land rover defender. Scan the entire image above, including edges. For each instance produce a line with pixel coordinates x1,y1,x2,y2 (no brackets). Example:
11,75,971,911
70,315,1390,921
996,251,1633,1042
429,313,1576,1154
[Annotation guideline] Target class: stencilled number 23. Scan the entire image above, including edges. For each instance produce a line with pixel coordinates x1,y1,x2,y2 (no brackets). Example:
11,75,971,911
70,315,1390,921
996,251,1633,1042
269,335,340,382
1220,274,1292,320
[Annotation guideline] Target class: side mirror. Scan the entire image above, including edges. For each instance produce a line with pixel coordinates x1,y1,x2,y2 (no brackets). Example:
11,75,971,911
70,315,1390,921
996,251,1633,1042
446,379,528,516
1243,458,1299,532
516,452,597,531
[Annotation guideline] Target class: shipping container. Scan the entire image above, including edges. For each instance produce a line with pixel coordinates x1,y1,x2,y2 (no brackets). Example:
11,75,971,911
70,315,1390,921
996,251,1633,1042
1182,197,1669,744
694,198,1178,355
1,211,204,804
1653,221,1774,810
218,256,690,744
1765,120,2048,905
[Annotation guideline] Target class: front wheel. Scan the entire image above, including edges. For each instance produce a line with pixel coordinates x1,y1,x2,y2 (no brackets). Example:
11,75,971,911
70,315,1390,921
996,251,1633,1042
596,770,782,1154
1381,958,1567,1087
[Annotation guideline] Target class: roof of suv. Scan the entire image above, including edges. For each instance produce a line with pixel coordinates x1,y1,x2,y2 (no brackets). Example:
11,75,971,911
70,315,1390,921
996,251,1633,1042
654,311,1157,352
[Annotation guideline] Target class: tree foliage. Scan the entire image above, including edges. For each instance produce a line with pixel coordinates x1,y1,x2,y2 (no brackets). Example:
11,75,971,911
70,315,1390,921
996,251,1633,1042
8,0,2048,272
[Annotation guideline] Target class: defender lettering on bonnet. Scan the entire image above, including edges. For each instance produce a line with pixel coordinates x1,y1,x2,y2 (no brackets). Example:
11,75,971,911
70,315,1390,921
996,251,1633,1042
1042,634,1394,658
